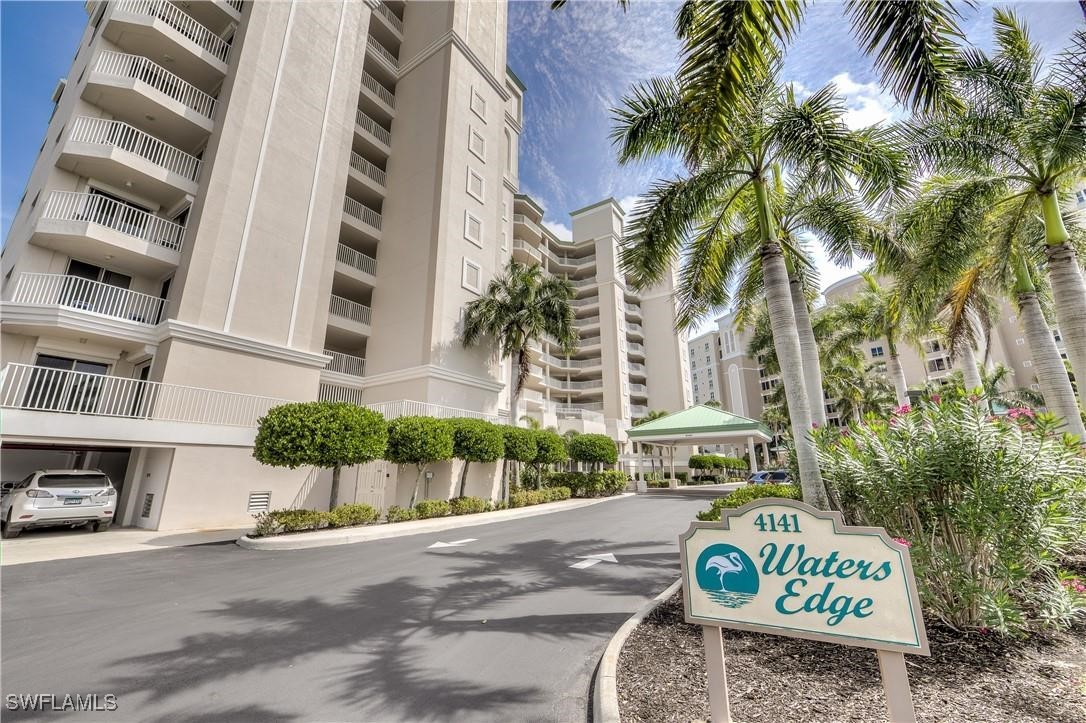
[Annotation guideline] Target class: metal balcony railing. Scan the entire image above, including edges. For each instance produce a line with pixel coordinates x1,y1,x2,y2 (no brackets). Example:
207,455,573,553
629,383,649,394
0,363,286,427
336,243,377,276
513,214,541,235
69,116,201,182
10,273,168,324
630,405,649,417
227,0,244,13
115,0,231,63
349,151,387,186
42,191,186,252
324,350,366,377
356,109,392,146
94,51,218,120
366,399,504,424
329,294,372,326
361,70,395,108
512,240,541,261
627,323,644,335
343,195,383,230
625,303,641,315
374,2,403,33
628,342,646,354
628,362,647,374
366,35,399,68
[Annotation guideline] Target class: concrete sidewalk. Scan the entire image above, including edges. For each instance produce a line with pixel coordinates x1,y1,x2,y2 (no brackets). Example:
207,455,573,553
0,526,249,566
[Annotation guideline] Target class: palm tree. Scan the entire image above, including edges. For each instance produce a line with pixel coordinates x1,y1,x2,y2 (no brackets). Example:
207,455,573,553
826,358,896,424
632,409,669,480
554,0,967,116
461,260,578,426
612,61,908,509
906,12,1086,414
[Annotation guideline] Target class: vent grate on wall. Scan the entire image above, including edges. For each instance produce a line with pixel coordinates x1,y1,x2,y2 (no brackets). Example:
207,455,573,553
141,493,154,518
248,491,272,513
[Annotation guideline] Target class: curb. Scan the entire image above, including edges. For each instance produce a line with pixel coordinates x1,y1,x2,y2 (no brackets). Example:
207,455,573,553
593,577,682,723
237,493,634,551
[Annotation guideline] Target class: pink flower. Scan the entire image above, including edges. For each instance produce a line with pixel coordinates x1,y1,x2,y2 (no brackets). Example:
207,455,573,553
1007,407,1035,420
892,537,912,548
930,394,942,404
812,421,820,429
892,404,912,416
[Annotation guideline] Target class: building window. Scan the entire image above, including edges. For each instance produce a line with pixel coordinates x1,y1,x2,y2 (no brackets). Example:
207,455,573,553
466,168,485,201
469,127,486,161
464,211,483,247
470,87,487,121
870,345,885,358
1053,328,1062,343
462,258,482,293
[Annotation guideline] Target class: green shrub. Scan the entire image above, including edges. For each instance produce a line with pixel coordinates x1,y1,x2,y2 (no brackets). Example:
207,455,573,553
647,479,670,488
697,484,801,521
274,509,329,533
689,454,749,473
544,486,572,502
546,470,627,497
450,418,505,497
502,426,537,463
816,397,1086,635
569,433,618,468
386,416,455,507
676,472,689,484
450,496,491,515
386,505,418,523
414,499,452,519
509,488,541,508
326,503,379,528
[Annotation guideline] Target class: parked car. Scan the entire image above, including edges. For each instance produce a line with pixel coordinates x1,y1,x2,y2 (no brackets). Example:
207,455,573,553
1,470,116,539
747,470,791,485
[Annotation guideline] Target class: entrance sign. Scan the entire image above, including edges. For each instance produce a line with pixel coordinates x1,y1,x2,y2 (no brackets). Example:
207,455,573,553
679,498,929,722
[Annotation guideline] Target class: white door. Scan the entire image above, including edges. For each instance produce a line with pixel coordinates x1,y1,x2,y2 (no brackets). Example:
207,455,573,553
353,460,387,510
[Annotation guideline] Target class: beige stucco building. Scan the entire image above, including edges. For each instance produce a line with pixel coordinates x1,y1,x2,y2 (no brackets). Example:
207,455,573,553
510,195,692,450
0,0,540,529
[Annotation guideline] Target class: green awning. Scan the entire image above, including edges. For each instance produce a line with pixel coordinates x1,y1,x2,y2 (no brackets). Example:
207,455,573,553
627,405,772,444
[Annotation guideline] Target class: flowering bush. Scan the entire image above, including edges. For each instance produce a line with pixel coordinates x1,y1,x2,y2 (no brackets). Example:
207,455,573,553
815,396,1086,635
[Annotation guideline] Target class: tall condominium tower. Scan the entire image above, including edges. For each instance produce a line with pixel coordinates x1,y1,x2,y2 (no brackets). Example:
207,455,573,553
1,0,523,529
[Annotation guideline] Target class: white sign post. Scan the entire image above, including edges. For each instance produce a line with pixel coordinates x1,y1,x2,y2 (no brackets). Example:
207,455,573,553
679,498,929,723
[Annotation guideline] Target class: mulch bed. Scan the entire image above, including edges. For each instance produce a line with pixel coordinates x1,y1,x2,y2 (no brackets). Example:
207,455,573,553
617,591,1086,722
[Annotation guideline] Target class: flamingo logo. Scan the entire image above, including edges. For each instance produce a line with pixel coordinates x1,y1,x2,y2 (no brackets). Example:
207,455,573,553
695,543,759,608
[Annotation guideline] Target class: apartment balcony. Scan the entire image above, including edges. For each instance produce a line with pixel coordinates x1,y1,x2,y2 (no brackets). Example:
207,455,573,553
513,214,542,242
625,302,642,319
578,314,601,331
319,383,366,406
630,404,649,418
355,109,391,156
544,247,596,271
520,388,546,410
342,195,382,244
360,70,395,119
512,239,542,264
31,191,184,276
169,0,242,32
327,294,372,339
370,2,404,39
629,382,649,396
579,335,602,350
84,51,216,149
626,322,644,338
104,0,231,90
550,377,604,393
628,362,647,377
347,151,386,204
365,34,399,78
324,349,366,378
570,295,599,310
58,117,200,207
570,276,597,290
0,363,286,447
3,273,166,349
628,342,646,358
555,403,605,423
334,243,377,290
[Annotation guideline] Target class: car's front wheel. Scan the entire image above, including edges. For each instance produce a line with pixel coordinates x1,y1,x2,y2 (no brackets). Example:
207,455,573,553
92,521,111,533
1,514,21,539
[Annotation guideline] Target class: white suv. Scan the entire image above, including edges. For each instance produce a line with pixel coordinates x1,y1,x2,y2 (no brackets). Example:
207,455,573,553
1,470,117,539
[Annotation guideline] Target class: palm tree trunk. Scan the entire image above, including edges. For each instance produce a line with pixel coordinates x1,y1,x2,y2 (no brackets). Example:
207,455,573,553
789,273,826,427
958,342,983,395
886,347,909,406
509,354,521,427
1042,232,1086,415
755,180,827,509
1018,290,1086,437
329,465,341,510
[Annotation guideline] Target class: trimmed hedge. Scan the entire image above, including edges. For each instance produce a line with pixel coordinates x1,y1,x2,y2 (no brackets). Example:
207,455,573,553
696,484,801,521
327,503,379,528
386,505,418,523
546,470,628,497
509,486,572,508
251,503,381,537
688,454,749,471
414,499,451,519
569,433,618,466
450,496,492,515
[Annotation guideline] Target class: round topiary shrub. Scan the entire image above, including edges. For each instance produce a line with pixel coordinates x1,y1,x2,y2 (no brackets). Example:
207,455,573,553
569,433,618,470
385,416,455,507
450,418,505,497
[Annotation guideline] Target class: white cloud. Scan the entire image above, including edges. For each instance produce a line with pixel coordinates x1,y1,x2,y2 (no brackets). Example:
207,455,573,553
542,220,572,241
827,72,900,129
616,194,643,215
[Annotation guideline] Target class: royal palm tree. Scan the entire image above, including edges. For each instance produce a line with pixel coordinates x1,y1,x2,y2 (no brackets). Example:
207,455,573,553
906,12,1086,413
461,260,578,426
826,357,896,424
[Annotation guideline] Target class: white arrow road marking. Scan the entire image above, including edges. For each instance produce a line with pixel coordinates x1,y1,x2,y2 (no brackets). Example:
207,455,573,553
569,552,619,569
427,538,478,549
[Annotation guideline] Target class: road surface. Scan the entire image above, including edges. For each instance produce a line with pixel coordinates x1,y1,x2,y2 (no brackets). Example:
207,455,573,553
1,490,722,722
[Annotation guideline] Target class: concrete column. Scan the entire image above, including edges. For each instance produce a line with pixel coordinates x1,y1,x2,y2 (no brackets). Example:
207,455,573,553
669,446,678,489
747,436,759,472
636,445,646,493
762,442,771,466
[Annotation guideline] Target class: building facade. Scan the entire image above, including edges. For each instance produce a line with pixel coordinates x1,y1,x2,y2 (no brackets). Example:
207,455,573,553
1,0,530,529
510,195,692,445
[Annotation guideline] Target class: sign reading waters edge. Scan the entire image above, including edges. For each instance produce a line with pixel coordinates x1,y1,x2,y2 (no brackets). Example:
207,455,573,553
679,498,929,656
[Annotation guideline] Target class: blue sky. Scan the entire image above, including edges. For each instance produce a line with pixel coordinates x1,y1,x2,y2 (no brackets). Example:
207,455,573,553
2,0,1082,303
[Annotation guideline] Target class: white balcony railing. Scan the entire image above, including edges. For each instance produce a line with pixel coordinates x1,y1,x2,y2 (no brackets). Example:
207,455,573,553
343,195,383,230
325,350,366,377
10,273,168,324
356,109,391,146
513,214,541,235
628,362,647,374
578,315,600,326
512,240,541,261
361,70,395,108
550,377,603,391
628,342,646,354
94,51,218,120
366,35,399,68
0,363,286,427
227,0,244,12
625,303,641,315
580,335,602,347
42,191,186,252
349,151,387,186
115,0,231,63
629,383,649,394
374,2,403,33
69,116,201,182
570,276,597,288
627,323,644,335
366,399,504,424
336,243,377,276
630,404,649,417
329,294,372,326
